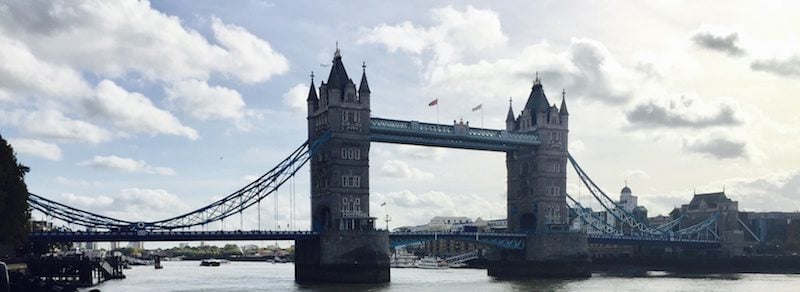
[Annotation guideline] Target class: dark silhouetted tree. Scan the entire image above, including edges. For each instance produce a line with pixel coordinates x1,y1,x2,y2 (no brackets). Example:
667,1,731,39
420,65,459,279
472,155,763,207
0,134,30,247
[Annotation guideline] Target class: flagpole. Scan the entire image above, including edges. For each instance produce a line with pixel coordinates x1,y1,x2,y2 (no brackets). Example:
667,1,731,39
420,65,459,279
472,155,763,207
480,107,484,128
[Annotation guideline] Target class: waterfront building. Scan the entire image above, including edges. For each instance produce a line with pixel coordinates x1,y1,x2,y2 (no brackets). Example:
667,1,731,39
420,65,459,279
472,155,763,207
676,191,744,255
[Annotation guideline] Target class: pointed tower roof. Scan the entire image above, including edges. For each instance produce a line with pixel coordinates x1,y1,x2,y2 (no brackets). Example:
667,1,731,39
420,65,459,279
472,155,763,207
559,89,569,115
359,62,370,94
327,46,350,91
523,75,550,113
506,97,515,122
306,72,318,101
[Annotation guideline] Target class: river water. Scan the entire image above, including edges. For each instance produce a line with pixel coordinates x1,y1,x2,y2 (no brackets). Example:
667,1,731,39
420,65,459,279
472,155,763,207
81,261,800,292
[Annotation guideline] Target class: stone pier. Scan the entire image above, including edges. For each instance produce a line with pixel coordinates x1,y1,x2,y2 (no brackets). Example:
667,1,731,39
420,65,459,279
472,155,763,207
488,232,590,278
295,230,389,283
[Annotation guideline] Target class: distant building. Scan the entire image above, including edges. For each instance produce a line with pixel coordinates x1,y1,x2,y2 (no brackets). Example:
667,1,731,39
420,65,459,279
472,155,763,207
648,214,672,228
571,184,648,235
676,191,744,255
129,241,144,249
738,211,800,246
30,220,53,232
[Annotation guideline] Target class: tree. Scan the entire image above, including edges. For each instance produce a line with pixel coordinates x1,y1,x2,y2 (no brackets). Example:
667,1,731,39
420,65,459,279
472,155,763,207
0,134,30,247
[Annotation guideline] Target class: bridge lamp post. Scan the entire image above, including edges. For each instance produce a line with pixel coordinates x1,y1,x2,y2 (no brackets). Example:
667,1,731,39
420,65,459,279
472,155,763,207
381,202,390,231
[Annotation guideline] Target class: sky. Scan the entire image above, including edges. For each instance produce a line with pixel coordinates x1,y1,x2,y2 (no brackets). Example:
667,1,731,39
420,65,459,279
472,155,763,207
3,0,800,239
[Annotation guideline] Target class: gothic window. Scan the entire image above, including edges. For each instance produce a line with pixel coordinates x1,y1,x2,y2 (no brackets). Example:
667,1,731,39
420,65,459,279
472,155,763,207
342,110,360,131
545,205,561,224
546,162,561,173
341,175,361,188
546,185,560,196
340,147,361,160
342,197,350,211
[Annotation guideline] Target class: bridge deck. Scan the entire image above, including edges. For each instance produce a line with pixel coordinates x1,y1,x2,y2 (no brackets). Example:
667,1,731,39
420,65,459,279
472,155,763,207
369,118,540,151
29,230,719,250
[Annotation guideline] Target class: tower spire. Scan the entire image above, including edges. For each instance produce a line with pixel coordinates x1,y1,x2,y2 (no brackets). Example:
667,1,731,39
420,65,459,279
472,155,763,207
359,61,370,94
307,71,318,102
506,96,515,122
559,88,569,115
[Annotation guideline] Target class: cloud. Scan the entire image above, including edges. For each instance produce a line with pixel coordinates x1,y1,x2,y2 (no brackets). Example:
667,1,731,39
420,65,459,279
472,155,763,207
166,79,246,121
691,31,745,56
751,55,800,77
282,83,308,112
372,190,504,227
0,0,289,137
7,138,62,161
85,79,198,139
56,188,190,222
625,95,743,129
392,145,447,161
0,1,288,84
621,169,650,180
59,193,115,209
209,17,289,83
723,169,800,212
569,140,586,154
0,35,91,100
380,160,434,180
359,5,507,64
0,109,112,144
362,7,635,105
682,135,748,159
55,176,97,187
77,155,175,175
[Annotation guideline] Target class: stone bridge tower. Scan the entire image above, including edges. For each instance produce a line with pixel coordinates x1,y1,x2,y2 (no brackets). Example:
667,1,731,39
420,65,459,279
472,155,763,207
489,77,590,278
296,48,389,283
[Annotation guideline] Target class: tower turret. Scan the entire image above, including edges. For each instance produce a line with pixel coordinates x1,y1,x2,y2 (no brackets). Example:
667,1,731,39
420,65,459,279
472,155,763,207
307,72,318,114
506,97,515,131
359,62,371,105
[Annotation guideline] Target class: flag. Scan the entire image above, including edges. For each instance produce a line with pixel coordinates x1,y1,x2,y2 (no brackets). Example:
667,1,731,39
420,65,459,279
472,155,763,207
472,104,482,111
380,202,386,206
428,98,438,106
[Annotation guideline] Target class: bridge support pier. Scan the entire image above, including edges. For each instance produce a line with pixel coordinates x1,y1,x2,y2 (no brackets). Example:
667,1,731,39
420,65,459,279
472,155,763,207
295,231,390,284
488,232,590,278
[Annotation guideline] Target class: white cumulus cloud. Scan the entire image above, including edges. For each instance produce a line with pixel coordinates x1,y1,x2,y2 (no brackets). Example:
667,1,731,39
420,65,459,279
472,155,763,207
167,79,246,121
77,155,175,175
7,138,62,161
282,83,308,112
380,160,434,180
85,79,198,139
0,109,112,144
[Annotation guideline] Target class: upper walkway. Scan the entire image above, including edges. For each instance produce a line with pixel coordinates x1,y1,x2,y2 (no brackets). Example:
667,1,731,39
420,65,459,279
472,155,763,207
369,118,540,151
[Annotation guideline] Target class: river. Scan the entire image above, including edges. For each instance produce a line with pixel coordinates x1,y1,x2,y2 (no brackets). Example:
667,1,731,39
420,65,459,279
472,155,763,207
81,261,800,292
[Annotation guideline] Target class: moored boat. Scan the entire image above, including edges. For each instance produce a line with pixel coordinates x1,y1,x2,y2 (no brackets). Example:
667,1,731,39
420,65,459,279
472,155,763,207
415,256,449,269
390,249,418,268
200,259,222,266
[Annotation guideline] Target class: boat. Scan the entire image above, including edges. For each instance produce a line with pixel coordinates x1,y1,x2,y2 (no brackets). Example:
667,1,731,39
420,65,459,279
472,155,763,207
390,249,418,268
200,259,222,266
415,256,449,269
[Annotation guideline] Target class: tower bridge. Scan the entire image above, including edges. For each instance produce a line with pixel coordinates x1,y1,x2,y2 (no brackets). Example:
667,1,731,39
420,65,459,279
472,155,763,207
26,49,728,284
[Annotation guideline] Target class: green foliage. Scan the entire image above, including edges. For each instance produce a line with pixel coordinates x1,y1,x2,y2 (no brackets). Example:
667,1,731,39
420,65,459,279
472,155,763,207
0,134,31,247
